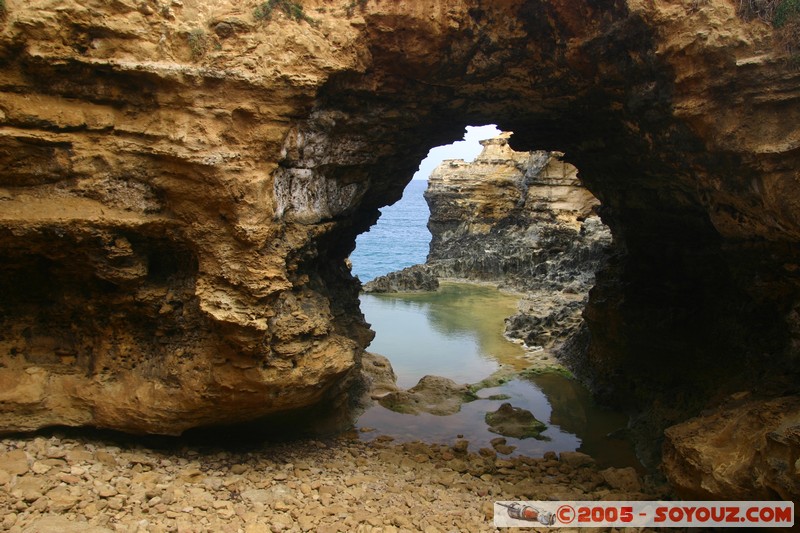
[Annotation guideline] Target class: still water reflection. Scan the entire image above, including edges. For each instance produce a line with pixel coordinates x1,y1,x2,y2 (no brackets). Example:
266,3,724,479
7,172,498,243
358,282,639,468
360,283,527,388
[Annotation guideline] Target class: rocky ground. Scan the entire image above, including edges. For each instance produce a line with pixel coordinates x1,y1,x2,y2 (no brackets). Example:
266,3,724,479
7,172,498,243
0,430,671,533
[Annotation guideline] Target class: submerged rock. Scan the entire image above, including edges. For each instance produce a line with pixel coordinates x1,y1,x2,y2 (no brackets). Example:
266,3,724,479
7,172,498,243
378,375,477,416
485,403,548,440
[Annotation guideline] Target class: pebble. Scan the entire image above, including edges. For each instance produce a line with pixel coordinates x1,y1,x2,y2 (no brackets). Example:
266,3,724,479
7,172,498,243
0,433,667,532
452,439,469,454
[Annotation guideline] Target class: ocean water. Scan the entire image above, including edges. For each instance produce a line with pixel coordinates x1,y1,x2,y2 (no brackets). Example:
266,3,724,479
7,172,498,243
350,180,430,282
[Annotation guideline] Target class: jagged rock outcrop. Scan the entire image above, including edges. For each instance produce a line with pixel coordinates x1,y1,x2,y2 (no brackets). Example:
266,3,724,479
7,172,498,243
365,134,610,351
0,0,799,498
425,134,608,291
362,264,439,293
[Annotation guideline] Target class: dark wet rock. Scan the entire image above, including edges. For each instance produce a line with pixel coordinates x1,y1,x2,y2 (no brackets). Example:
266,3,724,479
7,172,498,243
485,403,548,440
424,137,612,354
495,444,517,455
505,295,587,351
362,264,439,293
599,467,642,492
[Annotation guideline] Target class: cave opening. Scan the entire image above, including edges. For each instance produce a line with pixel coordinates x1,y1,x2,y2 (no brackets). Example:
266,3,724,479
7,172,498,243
348,124,631,465
2,0,799,502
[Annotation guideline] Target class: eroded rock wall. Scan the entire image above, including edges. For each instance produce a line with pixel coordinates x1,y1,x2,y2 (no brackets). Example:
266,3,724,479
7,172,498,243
0,0,798,496
662,395,800,501
0,0,375,434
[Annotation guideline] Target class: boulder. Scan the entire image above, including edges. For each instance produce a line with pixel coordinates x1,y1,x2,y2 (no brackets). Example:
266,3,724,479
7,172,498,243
362,265,439,293
485,403,548,440
361,352,399,399
663,396,800,500
379,376,477,416
599,467,641,492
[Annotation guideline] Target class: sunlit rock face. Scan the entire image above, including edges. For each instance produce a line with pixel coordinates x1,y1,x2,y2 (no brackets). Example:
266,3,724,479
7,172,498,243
425,134,607,291
1,1,799,496
662,396,800,501
417,133,612,353
0,0,374,434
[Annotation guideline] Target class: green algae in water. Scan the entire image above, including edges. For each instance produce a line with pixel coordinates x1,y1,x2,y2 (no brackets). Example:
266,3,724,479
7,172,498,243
360,281,526,388
520,366,575,380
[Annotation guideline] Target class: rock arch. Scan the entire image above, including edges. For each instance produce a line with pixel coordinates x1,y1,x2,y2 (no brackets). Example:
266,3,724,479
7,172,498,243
278,0,800,425
0,0,798,493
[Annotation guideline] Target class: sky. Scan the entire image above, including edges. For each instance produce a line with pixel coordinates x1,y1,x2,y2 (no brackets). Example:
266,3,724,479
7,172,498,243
412,124,502,180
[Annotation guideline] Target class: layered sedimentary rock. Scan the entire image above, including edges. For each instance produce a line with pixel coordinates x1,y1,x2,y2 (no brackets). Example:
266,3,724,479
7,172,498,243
0,0,798,498
425,134,607,290
662,395,800,500
0,0,375,434
424,133,611,351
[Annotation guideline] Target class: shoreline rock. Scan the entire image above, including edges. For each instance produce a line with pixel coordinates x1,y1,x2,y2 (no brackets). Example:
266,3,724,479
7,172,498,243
363,135,611,377
376,375,477,416
360,352,399,401
362,265,439,293
485,403,548,440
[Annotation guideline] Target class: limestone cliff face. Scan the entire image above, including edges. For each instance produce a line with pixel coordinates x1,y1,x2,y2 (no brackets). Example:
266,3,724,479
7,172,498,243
0,0,799,498
425,134,608,289
0,0,375,434
421,133,611,351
